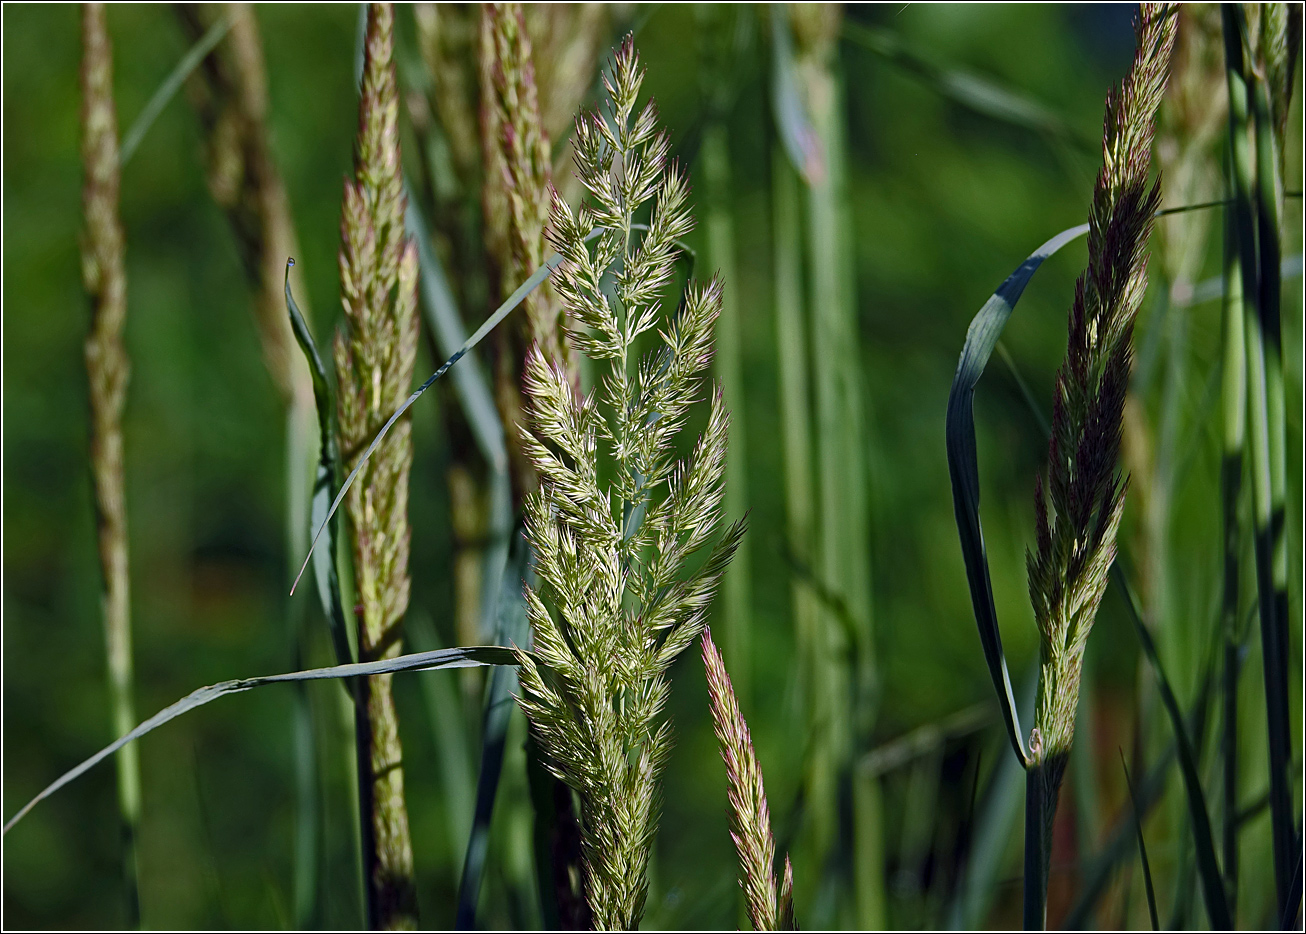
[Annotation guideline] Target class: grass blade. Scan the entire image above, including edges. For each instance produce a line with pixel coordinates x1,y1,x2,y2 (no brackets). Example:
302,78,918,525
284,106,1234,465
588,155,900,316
1223,8,1295,914
2,645,520,837
285,262,354,672
1112,564,1232,929
456,531,531,929
770,5,824,183
1120,751,1159,931
840,20,1094,151
119,11,233,166
945,221,1089,768
291,222,636,598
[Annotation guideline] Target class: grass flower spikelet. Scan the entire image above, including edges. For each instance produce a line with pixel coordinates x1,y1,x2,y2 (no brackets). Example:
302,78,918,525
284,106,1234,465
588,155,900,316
513,38,744,930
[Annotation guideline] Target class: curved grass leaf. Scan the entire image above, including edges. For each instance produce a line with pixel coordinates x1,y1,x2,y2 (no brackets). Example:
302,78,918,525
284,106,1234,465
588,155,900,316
3,646,519,836
1120,750,1159,931
945,222,1088,767
840,21,1094,152
285,262,354,672
404,194,507,474
120,12,233,166
290,224,676,598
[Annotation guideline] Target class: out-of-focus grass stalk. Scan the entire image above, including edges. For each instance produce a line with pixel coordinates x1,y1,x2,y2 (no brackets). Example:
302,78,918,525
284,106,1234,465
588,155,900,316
702,105,754,705
334,4,420,927
174,5,331,923
789,5,881,925
1219,192,1246,910
771,143,819,745
1222,6,1294,916
79,5,141,924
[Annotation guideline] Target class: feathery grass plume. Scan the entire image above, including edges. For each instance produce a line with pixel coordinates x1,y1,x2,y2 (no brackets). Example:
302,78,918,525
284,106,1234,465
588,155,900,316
480,2,576,500
512,39,745,929
333,4,420,927
80,5,141,924
1023,4,1176,925
702,627,794,931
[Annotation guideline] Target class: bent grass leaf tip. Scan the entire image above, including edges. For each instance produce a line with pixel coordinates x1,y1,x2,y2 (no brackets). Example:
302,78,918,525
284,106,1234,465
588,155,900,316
2,646,519,837
945,221,1090,770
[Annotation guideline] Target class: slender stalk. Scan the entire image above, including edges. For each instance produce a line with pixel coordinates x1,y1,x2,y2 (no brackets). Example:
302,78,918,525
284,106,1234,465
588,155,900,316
79,5,141,925
1220,206,1247,909
174,5,328,922
1222,6,1294,914
702,119,754,704
772,142,819,749
334,5,420,927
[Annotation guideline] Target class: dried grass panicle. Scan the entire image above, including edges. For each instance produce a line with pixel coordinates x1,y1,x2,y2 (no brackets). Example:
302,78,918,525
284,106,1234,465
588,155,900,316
80,3,142,905
512,38,745,930
177,2,309,405
332,3,420,927
702,628,792,931
1026,3,1177,781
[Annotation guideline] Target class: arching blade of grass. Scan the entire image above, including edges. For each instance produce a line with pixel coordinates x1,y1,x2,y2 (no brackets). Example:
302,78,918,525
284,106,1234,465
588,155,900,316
945,221,1089,768
2,645,520,836
285,263,354,672
404,193,508,476
118,11,233,166
290,223,650,598
839,20,1095,153
1121,750,1160,931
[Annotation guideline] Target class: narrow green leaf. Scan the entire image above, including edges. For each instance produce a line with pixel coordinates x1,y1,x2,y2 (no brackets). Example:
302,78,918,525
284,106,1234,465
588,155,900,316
840,20,1095,152
2,645,519,836
456,533,532,929
945,222,1089,768
1120,751,1159,931
285,262,354,672
770,5,823,183
1112,565,1232,929
119,12,233,166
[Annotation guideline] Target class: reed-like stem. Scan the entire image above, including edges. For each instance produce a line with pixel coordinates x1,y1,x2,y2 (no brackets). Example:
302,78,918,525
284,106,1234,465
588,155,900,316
174,5,329,922
789,6,882,923
333,4,419,927
1222,6,1295,915
1024,5,1176,927
702,114,754,705
80,5,141,924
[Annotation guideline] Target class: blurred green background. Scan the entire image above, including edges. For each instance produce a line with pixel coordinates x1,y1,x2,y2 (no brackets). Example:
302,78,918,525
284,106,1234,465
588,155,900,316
3,3,1300,930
